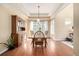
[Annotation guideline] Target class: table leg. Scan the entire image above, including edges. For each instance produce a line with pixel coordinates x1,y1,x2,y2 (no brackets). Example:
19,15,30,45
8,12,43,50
45,39,47,48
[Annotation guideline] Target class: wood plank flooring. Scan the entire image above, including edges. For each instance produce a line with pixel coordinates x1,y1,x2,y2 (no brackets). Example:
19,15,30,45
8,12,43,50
1,38,74,56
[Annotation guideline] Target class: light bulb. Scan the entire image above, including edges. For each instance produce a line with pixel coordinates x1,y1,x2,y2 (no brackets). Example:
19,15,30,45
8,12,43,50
37,18,40,22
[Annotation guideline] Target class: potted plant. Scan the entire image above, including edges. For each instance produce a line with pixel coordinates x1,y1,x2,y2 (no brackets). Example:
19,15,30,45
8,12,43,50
0,34,15,50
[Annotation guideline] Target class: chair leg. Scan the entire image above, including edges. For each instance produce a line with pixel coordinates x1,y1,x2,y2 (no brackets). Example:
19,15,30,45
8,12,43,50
41,45,43,48
45,43,46,48
33,43,34,48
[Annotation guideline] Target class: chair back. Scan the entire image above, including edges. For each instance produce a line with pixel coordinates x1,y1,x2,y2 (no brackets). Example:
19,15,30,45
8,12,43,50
34,31,45,38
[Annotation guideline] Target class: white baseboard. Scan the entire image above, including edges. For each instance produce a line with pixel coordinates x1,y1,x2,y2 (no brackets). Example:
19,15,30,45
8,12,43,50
62,42,73,48
0,48,8,55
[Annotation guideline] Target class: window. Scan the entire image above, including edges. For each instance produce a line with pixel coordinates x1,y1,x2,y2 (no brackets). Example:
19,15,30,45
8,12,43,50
30,20,48,33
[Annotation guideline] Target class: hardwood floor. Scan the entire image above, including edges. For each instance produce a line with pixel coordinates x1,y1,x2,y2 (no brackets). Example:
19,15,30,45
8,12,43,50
1,38,74,56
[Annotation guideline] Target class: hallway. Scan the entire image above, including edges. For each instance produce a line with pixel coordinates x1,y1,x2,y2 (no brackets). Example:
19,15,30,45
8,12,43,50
1,38,74,56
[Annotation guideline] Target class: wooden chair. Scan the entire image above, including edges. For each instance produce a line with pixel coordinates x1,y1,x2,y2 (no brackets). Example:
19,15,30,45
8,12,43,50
32,31,47,48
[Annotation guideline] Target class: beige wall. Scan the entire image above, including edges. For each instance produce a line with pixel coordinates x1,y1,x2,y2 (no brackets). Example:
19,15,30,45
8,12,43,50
0,5,11,53
74,3,79,56
54,4,73,40
2,4,28,34
0,5,28,54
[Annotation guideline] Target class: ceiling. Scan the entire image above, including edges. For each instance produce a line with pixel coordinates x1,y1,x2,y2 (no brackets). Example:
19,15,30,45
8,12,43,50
1,3,69,17
22,3,62,16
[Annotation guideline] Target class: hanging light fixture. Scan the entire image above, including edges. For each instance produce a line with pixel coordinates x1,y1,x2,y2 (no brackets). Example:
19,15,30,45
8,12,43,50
37,4,40,22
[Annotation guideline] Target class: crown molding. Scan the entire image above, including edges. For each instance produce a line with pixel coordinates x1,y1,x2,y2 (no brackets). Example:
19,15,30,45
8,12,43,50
29,16,50,18
50,3,70,19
